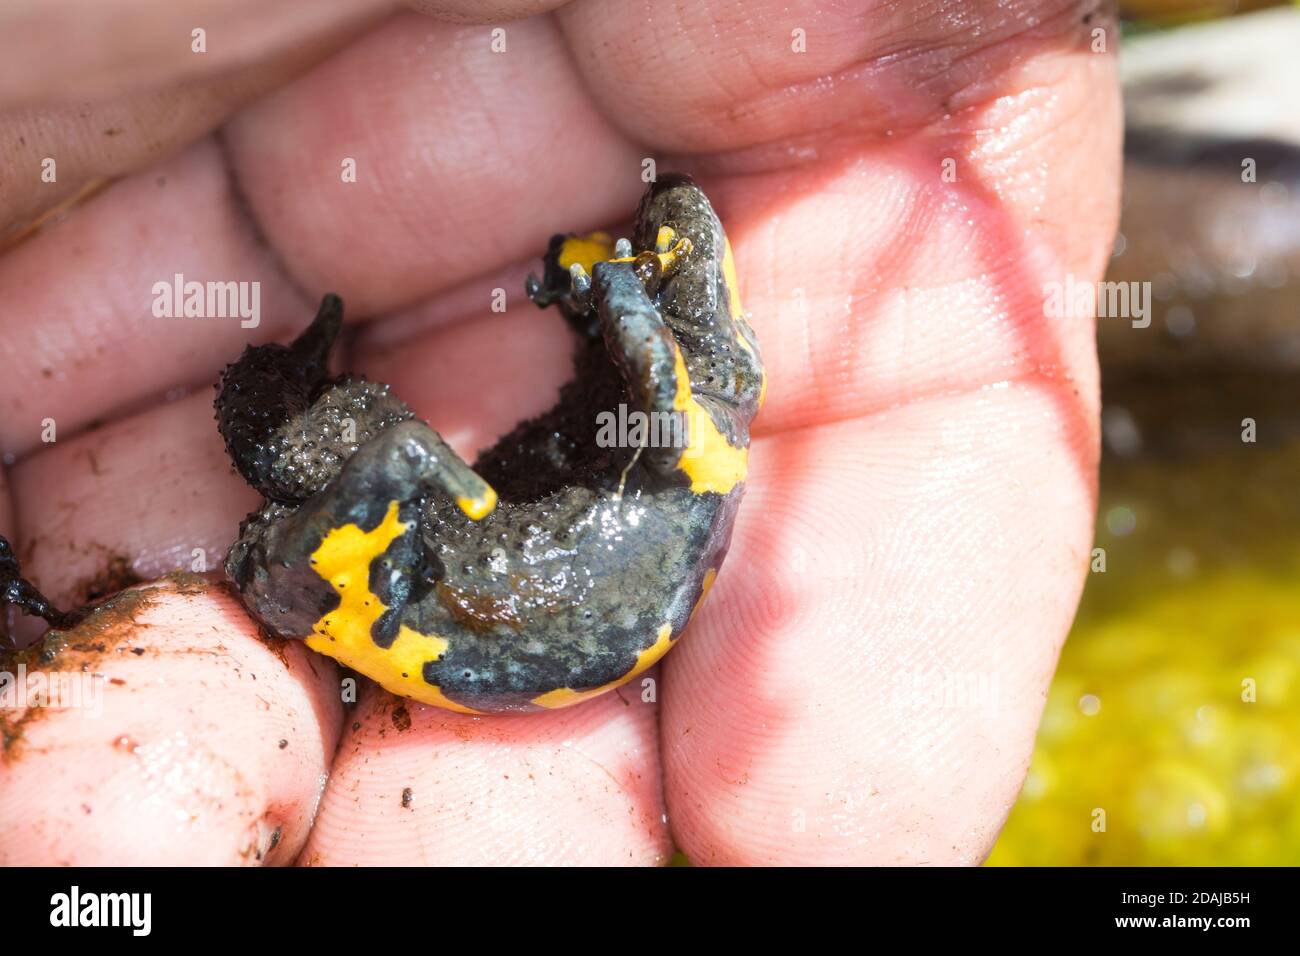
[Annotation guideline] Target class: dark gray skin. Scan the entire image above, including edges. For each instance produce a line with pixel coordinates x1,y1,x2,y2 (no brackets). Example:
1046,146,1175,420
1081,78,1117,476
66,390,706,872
216,175,763,713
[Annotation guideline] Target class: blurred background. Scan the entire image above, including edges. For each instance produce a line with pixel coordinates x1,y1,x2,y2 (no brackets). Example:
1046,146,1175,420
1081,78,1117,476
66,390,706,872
988,2,1300,865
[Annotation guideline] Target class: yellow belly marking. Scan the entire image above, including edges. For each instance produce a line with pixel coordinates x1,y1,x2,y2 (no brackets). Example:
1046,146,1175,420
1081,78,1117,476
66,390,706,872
531,623,674,709
673,351,749,495
691,568,718,619
306,500,479,714
724,238,767,409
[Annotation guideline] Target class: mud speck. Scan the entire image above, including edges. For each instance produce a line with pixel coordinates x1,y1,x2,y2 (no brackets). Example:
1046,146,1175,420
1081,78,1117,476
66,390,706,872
0,587,158,761
391,702,412,733
166,571,211,597
77,555,144,605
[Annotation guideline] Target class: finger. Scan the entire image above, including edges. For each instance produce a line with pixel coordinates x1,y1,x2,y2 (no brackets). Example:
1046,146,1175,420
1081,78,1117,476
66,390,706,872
690,148,1104,439
0,138,309,459
612,1,1120,863
0,0,395,110
353,297,573,456
222,10,645,315
665,393,1095,864
401,0,563,21
557,0,1097,155
7,392,259,646
0,10,389,240
0,469,11,543
0,580,342,865
302,682,669,865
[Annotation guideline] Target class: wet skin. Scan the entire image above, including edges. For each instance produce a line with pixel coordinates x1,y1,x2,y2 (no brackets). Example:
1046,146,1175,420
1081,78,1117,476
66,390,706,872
214,175,764,713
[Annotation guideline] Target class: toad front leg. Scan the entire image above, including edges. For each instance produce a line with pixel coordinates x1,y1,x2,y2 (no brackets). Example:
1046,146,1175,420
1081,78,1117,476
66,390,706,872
0,536,87,634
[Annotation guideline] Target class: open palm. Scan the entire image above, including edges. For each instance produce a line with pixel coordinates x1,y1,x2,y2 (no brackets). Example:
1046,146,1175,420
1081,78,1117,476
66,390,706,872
0,0,1118,865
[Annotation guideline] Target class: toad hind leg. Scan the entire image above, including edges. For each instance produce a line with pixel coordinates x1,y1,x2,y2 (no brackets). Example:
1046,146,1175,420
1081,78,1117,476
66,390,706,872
215,294,343,502
590,258,694,477
216,294,415,504
591,255,751,493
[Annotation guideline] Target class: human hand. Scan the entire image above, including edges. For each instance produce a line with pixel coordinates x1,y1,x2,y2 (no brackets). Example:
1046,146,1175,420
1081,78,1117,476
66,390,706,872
0,0,1119,865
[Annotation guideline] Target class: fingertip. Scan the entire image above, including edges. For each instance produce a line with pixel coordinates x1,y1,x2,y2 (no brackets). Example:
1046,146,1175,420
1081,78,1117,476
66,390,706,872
303,681,670,866
0,579,342,865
